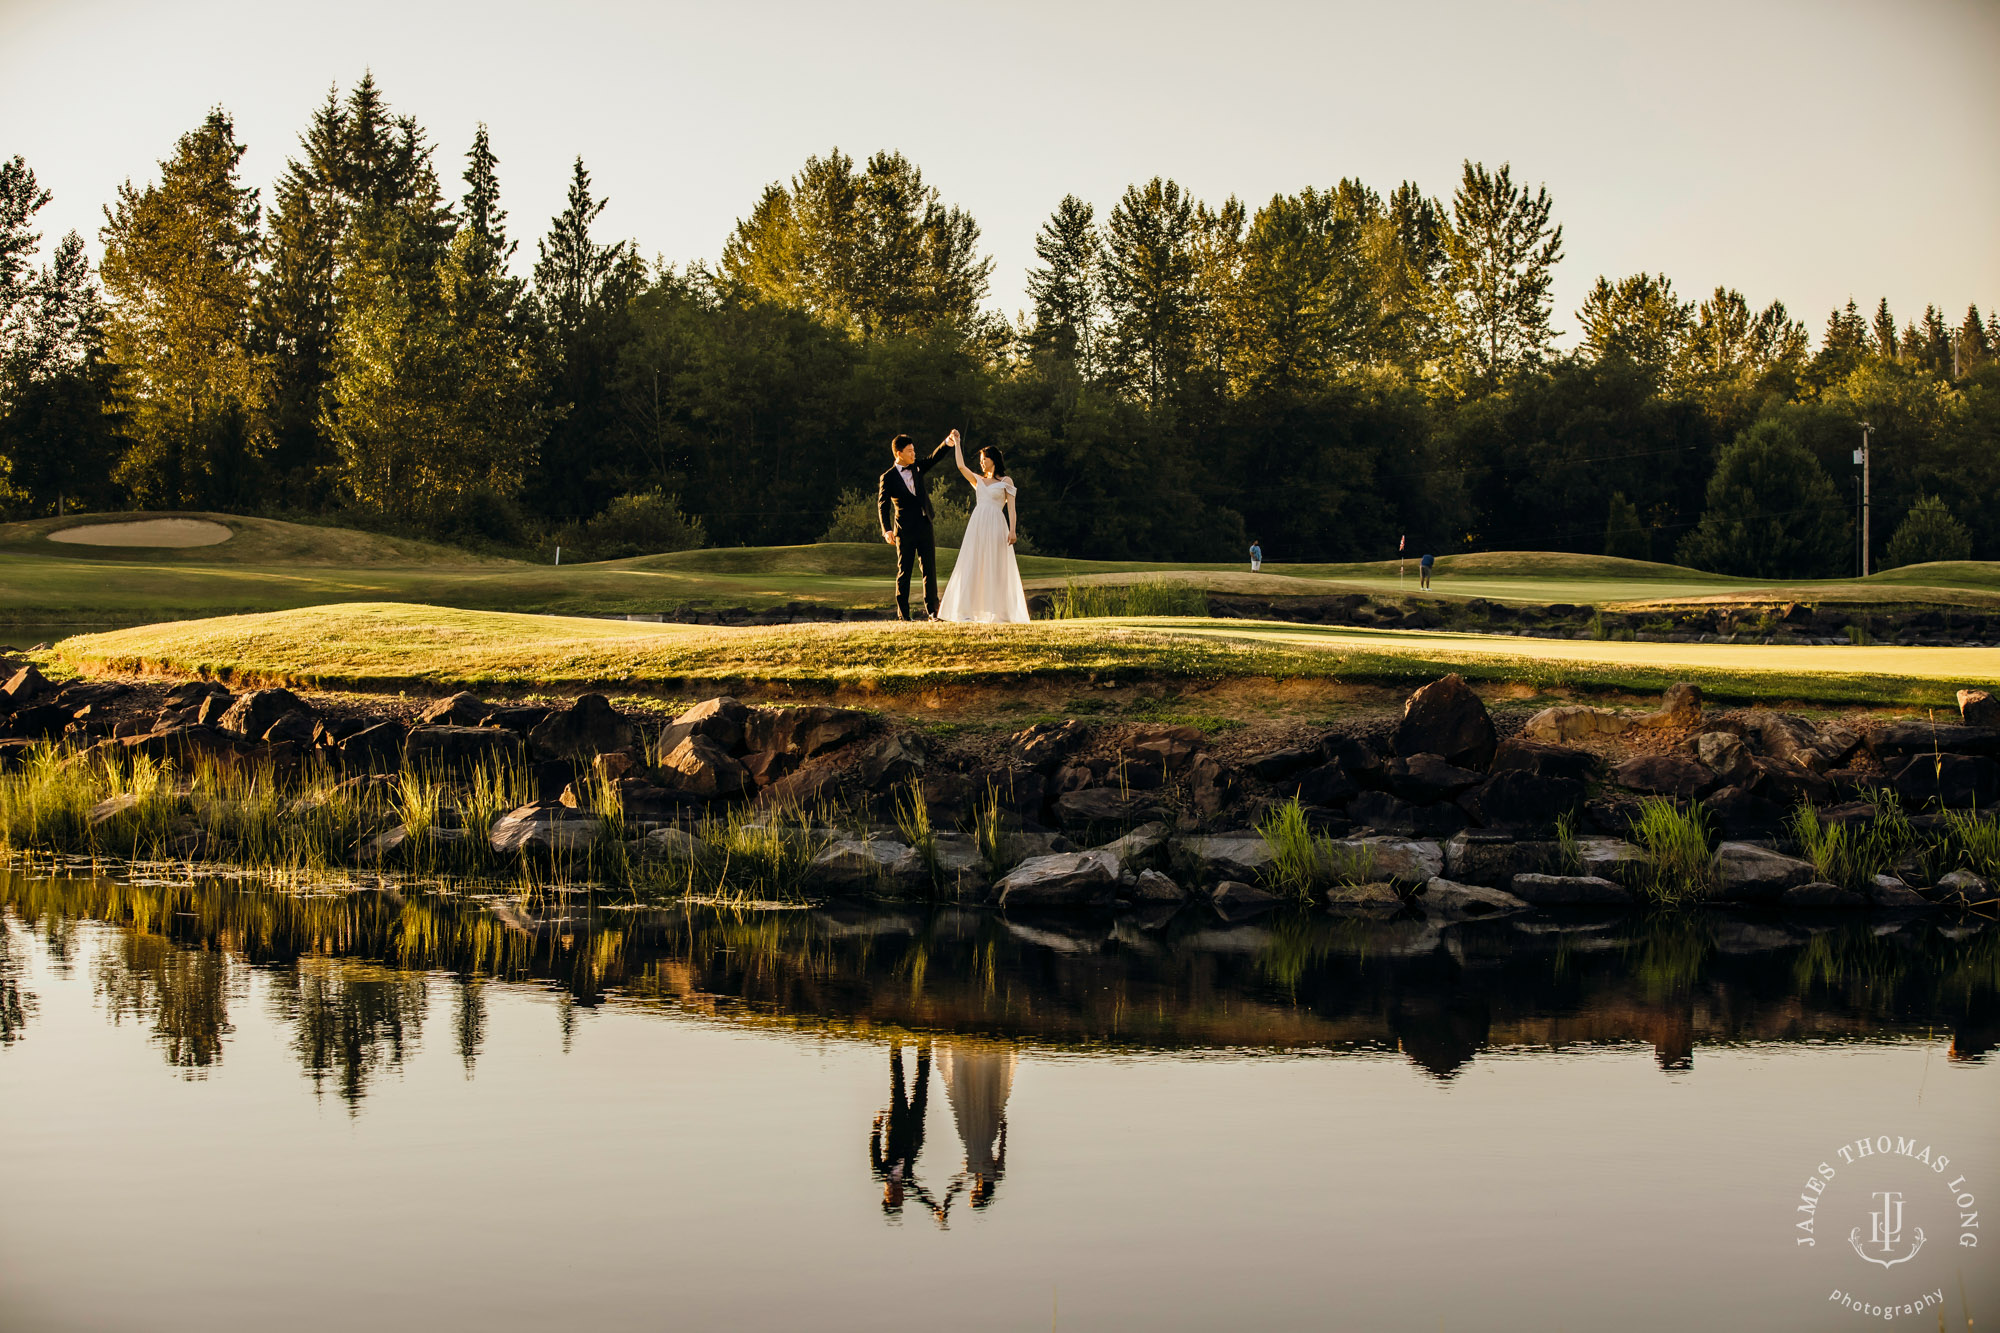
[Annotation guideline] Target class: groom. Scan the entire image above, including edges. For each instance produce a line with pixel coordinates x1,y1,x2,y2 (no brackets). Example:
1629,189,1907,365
877,430,955,620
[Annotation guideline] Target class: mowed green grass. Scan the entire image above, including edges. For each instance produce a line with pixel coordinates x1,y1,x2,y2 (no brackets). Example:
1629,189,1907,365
53,603,2000,707
7,511,2000,625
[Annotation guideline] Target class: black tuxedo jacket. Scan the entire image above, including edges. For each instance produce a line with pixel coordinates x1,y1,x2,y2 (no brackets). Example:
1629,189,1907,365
876,442,953,538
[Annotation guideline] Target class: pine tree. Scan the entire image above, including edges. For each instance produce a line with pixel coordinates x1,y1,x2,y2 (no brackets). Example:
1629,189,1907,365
1871,297,1898,359
1099,177,1201,402
1433,161,1563,391
1677,420,1849,577
1808,299,1870,390
0,156,52,340
1228,187,1370,393
1025,195,1100,370
99,109,262,507
1576,272,1692,384
1957,304,1992,375
1883,494,1971,568
1602,491,1649,560
534,158,629,344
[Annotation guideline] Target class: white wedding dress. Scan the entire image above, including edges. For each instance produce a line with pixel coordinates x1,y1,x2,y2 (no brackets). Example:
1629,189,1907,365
937,477,1030,623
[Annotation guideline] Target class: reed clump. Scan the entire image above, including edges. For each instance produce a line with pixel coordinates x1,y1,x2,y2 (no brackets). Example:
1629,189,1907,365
1047,578,1208,619
1630,797,1714,905
1258,797,1376,900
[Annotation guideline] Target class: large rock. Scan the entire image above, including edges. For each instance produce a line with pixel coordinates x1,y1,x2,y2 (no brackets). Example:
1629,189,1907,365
88,793,141,826
1321,881,1402,914
1247,747,1318,781
1890,753,2000,810
1459,770,1584,832
1737,710,1859,772
1177,834,1274,884
488,804,604,854
405,725,522,774
1347,789,1418,833
1056,787,1164,829
853,731,927,788
1392,674,1496,769
1415,876,1531,918
217,688,309,740
1095,821,1171,873
1577,837,1649,885
1128,869,1188,902
1692,731,1753,782
1523,705,1629,744
1740,756,1833,807
1960,689,2000,727
1610,753,1717,800
1780,881,1868,908
1213,879,1286,918
527,693,633,761
1125,726,1203,773
337,721,406,772
1632,681,1704,729
1010,719,1090,771
261,711,317,747
1710,841,1817,902
418,692,494,728
1187,754,1235,817
1705,784,1787,838
1384,753,1483,802
658,734,750,799
995,849,1119,907
1866,874,1931,910
2,702,70,740
928,833,994,899
118,724,241,763
809,838,927,894
639,826,706,861
3,665,52,707
1443,832,1562,887
1509,873,1633,905
1935,870,1997,905
741,704,871,758
658,696,747,754
1868,719,2000,762
1334,836,1444,885
1292,762,1358,808
1489,739,1597,782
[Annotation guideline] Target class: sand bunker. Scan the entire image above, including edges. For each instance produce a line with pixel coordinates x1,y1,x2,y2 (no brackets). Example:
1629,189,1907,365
47,519,234,548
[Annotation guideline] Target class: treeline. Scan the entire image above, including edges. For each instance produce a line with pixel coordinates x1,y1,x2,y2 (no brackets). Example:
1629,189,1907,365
2,74,1997,572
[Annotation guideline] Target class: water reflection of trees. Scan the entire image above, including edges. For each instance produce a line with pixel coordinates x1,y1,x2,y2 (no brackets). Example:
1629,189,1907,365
4,868,1997,1103
0,912,37,1044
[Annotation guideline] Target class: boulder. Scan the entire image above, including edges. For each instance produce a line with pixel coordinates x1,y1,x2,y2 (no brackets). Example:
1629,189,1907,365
484,705,553,736
658,734,750,799
488,804,604,854
809,838,927,893
1960,689,2000,727
1095,821,1171,873
193,694,234,728
1415,876,1531,918
1692,731,1753,782
853,731,927,788
161,680,228,708
1010,719,1090,771
1,665,51,707
1128,869,1188,902
1176,834,1275,884
995,849,1119,907
1443,832,1563,887
1056,787,1164,829
1632,681,1704,728
1610,753,1716,800
54,680,130,709
639,826,706,861
1186,754,1234,817
741,704,873,758
1213,879,1286,918
405,725,522,774
1336,836,1444,885
1523,705,1629,744
358,824,469,864
1347,789,1418,833
1319,734,1384,783
929,833,994,899
658,696,748,754
1489,739,1597,782
1710,841,1817,902
1459,770,1584,832
1740,756,1834,807
1935,870,1997,905
88,793,140,826
337,721,406,772
1292,762,1357,808
1705,785,1787,838
2,703,70,740
418,692,494,728
216,688,310,740
526,693,633,762
1509,873,1634,905
997,830,1078,863
1321,881,1402,913
1868,719,2000,762
261,710,317,747
118,724,240,763
741,750,796,789
1576,837,1649,885
1865,874,1931,910
1780,881,1868,907
1125,726,1202,773
1384,753,1484,802
1247,747,1318,781
1890,753,2000,810
1392,674,1496,769
0,739,35,770
1738,710,1858,772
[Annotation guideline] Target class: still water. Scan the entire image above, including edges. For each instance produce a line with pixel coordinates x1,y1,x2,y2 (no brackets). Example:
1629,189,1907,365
2,867,1995,1332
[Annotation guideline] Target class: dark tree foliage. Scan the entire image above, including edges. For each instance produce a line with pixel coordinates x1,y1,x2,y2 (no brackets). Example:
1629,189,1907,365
1676,420,1850,578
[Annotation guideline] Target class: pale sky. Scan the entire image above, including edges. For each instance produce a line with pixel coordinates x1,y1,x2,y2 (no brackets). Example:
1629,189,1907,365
4,0,1996,342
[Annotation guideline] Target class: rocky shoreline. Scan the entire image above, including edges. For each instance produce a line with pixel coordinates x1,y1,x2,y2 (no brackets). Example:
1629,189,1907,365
2,659,1997,918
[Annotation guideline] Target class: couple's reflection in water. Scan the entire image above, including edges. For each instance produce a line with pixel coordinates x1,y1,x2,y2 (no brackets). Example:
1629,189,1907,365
869,1036,1014,1227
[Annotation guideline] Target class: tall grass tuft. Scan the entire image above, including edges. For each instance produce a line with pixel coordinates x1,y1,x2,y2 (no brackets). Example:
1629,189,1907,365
1047,578,1208,619
972,782,1010,879
892,777,941,888
1940,808,2000,880
1258,797,1375,900
1630,797,1713,905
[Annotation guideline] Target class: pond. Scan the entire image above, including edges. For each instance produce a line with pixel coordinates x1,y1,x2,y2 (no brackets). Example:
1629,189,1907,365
2,866,1994,1331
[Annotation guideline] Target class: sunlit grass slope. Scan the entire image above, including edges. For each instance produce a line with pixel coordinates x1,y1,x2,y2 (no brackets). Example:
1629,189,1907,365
53,603,1995,706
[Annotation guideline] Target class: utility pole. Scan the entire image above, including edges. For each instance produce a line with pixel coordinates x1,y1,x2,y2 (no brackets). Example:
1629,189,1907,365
1853,422,1872,577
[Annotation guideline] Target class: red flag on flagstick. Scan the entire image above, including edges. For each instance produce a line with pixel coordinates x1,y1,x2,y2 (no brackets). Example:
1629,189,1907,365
1398,535,1405,551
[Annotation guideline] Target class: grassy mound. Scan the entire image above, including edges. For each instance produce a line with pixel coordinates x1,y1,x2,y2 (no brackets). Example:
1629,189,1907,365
51,602,1992,706
0,511,518,567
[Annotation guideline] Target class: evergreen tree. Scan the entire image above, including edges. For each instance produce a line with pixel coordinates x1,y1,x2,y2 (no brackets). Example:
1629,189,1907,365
1808,299,1871,390
1957,304,1992,375
0,156,52,338
99,109,262,507
1433,161,1563,391
1576,272,1692,384
1602,491,1649,560
1025,195,1100,370
1882,493,1971,568
1367,181,1446,371
1099,177,1202,403
1677,419,1849,577
1870,297,1898,359
1227,187,1370,393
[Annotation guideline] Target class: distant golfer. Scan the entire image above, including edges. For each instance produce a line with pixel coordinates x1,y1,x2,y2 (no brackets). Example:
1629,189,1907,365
1249,540,1262,573
1419,552,1434,590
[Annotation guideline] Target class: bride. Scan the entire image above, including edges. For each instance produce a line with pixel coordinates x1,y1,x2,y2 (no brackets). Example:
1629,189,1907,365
936,430,1030,624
